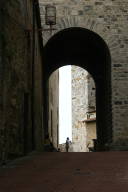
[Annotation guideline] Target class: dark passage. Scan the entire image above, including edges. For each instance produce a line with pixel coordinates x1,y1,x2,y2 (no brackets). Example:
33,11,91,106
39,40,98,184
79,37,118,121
44,27,112,151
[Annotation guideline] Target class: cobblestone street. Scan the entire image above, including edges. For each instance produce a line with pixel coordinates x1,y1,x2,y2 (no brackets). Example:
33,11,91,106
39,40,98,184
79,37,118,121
0,152,128,192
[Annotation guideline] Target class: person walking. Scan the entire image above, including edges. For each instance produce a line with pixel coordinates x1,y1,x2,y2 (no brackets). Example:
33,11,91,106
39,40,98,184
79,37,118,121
65,137,71,152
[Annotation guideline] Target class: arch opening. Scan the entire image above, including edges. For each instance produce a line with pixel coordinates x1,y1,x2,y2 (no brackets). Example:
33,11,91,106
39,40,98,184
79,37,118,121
48,65,97,152
44,27,112,151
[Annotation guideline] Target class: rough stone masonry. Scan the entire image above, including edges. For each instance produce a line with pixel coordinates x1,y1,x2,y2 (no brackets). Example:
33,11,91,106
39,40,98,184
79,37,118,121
39,0,128,149
0,0,44,161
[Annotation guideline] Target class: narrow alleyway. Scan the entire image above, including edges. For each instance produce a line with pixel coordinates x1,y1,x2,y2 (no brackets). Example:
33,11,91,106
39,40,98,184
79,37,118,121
0,152,128,192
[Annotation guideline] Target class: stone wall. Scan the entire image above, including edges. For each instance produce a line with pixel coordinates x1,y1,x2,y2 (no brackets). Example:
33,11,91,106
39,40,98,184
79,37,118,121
0,0,44,162
39,0,128,149
72,66,88,152
33,8,44,151
48,70,59,149
72,66,96,152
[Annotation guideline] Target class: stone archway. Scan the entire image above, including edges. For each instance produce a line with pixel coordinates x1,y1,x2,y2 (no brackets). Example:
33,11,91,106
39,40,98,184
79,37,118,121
43,27,112,151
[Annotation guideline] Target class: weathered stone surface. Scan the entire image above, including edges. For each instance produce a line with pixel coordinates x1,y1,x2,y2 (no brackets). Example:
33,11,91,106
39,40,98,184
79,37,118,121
39,0,128,149
0,0,44,161
72,66,96,152
48,70,59,149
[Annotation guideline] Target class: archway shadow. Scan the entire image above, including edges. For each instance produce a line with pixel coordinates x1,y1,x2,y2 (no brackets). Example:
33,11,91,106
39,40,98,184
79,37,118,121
43,27,112,151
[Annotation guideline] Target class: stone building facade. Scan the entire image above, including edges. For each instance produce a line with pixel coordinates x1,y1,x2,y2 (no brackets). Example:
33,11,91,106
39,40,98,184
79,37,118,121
0,0,44,162
72,66,88,152
48,70,59,149
72,66,96,152
40,0,128,150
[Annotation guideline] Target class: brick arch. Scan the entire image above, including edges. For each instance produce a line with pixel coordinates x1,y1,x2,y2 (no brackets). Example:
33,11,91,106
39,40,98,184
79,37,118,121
44,27,112,151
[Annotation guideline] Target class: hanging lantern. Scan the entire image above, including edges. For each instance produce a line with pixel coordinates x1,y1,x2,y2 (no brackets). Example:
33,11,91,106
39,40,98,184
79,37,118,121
45,5,56,26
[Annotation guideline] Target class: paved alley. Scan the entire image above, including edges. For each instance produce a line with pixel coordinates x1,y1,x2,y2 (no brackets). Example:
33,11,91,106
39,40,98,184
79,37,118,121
0,152,128,192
